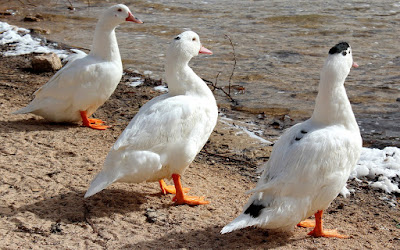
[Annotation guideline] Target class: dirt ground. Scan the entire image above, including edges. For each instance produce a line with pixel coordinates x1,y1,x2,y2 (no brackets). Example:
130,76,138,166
0,53,399,249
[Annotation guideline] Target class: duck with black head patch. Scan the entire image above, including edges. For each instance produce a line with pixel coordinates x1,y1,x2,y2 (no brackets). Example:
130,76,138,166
221,42,362,238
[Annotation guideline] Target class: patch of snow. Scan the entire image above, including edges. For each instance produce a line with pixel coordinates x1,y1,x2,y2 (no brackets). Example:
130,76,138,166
154,85,168,92
0,21,68,58
219,115,272,145
350,147,400,194
128,77,144,87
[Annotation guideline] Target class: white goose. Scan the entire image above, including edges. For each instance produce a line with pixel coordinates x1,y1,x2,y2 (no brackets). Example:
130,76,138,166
84,31,218,205
13,4,142,130
221,42,362,238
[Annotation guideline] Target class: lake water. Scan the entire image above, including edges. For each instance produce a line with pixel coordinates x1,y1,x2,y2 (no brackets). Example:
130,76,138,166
1,0,399,147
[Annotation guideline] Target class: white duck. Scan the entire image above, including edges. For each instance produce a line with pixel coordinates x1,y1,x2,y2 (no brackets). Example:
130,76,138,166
13,4,142,130
221,42,362,238
84,31,218,205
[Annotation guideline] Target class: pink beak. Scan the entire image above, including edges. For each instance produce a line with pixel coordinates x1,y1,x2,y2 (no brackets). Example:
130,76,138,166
352,62,359,68
126,12,143,23
199,45,213,55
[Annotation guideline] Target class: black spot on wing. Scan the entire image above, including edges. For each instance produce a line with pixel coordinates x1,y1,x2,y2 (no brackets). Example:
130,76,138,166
329,42,350,55
294,129,308,142
244,202,265,218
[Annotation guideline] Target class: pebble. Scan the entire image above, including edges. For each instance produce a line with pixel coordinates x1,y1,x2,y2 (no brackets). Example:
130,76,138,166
32,53,62,72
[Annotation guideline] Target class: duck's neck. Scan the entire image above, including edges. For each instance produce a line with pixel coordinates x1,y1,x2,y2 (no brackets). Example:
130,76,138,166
165,59,214,100
89,19,121,62
311,73,358,131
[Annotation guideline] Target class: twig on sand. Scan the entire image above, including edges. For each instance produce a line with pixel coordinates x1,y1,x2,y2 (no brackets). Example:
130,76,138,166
203,74,236,103
225,34,237,95
203,35,239,104
83,201,109,241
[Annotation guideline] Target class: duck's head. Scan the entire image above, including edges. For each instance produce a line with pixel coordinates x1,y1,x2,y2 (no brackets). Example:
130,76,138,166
102,4,142,26
167,31,212,64
322,42,358,81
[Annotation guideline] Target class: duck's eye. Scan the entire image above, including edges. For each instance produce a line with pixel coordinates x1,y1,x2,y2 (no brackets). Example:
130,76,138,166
342,51,347,56
349,51,351,54
174,36,180,40
192,37,196,41
117,8,122,12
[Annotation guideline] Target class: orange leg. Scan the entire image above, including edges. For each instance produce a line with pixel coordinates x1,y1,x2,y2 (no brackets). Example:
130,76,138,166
159,179,190,195
307,210,349,238
171,174,209,205
80,111,109,130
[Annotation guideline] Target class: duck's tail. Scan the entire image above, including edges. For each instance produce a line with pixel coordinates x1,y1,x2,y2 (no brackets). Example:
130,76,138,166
12,103,37,114
221,212,260,234
221,196,268,234
84,171,116,198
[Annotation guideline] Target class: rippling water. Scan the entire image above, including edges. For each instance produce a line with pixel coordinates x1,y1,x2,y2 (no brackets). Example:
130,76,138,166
1,0,399,147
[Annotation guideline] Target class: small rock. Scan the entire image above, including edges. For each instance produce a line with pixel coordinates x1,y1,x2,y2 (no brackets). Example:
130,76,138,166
50,222,62,234
30,27,51,35
32,53,62,72
23,15,41,22
396,97,400,102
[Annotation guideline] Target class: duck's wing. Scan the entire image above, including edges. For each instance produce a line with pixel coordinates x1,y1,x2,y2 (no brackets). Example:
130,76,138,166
33,55,99,99
114,94,215,154
252,122,360,195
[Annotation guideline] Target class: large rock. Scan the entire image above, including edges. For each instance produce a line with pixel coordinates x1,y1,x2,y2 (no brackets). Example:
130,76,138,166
32,53,62,72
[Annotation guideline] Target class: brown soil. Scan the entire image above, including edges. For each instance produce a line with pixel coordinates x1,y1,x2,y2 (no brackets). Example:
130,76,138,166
0,54,399,249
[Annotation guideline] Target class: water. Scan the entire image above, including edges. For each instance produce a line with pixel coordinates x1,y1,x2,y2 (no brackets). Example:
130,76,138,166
1,0,399,147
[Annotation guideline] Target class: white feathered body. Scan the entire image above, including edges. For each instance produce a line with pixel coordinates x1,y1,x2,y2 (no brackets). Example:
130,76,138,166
222,120,361,233
221,45,362,234
14,55,122,122
85,34,218,198
14,8,125,122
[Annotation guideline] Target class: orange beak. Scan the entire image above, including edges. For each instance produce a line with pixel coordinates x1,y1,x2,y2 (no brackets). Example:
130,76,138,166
352,62,359,68
126,12,143,23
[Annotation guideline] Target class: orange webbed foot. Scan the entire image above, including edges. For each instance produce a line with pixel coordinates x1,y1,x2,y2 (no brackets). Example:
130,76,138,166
80,111,109,130
85,123,110,130
87,118,105,125
171,174,209,206
297,219,317,228
172,195,210,206
307,210,349,239
308,228,349,239
159,179,190,195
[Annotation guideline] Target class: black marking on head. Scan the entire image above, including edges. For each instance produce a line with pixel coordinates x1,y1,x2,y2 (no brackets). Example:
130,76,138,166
117,8,122,12
295,137,301,141
301,130,307,134
174,36,181,40
328,42,350,55
244,202,265,218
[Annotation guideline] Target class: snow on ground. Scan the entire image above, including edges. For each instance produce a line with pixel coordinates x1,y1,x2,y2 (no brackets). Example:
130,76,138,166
219,114,272,145
352,147,400,194
154,85,168,92
0,21,68,58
